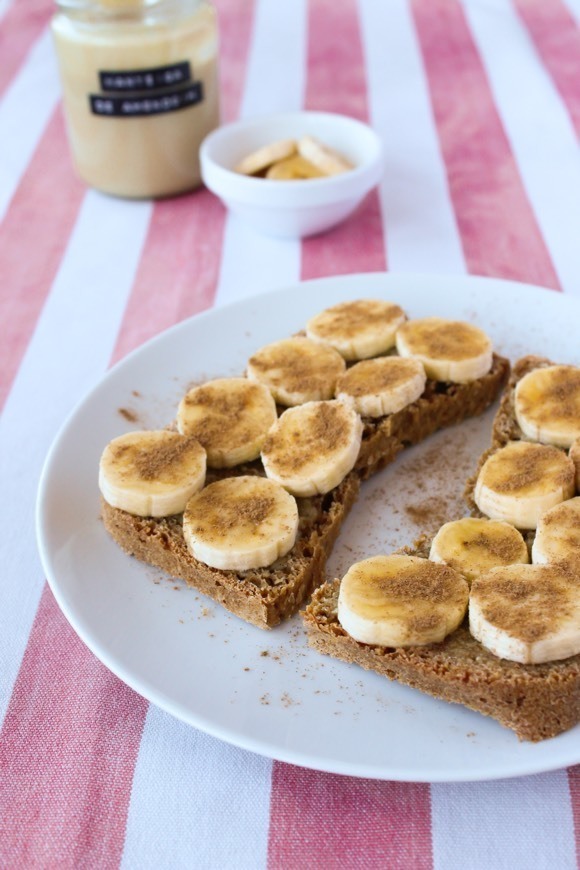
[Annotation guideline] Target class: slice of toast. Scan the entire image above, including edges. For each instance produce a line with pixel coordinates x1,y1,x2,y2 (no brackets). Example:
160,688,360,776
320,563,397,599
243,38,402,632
302,538,580,741
102,354,509,629
302,356,580,740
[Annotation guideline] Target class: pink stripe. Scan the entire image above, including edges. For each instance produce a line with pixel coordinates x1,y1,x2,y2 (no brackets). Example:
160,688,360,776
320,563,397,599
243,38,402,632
267,765,432,870
112,0,256,364
568,765,580,866
268,5,431,865
0,3,255,864
411,0,561,289
0,586,148,868
0,0,52,99
301,0,385,280
514,0,580,139
0,106,85,409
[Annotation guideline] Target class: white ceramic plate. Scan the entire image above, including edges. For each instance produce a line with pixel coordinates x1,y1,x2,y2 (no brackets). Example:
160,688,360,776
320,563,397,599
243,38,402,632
36,273,580,782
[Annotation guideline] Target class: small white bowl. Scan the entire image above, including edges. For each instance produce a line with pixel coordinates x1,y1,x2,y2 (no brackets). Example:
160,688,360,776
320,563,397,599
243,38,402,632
200,111,384,238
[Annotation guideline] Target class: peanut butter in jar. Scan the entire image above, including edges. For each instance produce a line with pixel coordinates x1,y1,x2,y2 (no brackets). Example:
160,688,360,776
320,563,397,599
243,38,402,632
52,0,220,198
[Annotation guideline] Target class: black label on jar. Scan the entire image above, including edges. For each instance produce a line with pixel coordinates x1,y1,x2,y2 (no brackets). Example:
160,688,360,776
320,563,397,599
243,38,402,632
90,81,204,118
99,62,192,93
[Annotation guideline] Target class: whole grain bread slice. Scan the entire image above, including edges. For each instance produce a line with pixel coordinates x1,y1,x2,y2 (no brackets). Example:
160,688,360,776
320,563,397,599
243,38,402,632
102,354,509,629
302,355,580,740
302,538,580,741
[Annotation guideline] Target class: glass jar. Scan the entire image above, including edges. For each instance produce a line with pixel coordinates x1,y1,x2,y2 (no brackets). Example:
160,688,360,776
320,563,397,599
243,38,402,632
52,0,220,198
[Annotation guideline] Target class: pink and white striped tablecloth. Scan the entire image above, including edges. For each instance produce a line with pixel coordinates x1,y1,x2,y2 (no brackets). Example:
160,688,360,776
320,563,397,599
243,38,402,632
1,0,580,866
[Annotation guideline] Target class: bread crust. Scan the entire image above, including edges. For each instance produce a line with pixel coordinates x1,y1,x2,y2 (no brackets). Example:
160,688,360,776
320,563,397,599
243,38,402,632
102,353,509,629
303,356,580,741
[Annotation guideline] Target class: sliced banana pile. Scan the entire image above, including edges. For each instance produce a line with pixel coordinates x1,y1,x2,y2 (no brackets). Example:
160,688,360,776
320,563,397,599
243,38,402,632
234,135,353,180
335,356,580,667
337,554,469,647
100,299,501,580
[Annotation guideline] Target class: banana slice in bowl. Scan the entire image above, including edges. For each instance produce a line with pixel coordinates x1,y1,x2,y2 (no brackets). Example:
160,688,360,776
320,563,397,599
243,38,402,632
469,563,580,664
306,298,406,360
474,440,575,529
396,317,493,383
335,356,426,417
99,430,206,518
337,554,469,647
514,364,580,448
177,377,277,468
182,475,299,571
429,517,529,584
261,399,363,497
247,336,345,406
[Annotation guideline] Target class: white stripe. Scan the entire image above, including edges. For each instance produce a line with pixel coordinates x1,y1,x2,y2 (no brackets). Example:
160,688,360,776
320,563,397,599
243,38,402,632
121,708,273,870
561,0,580,26
431,770,577,870
358,0,465,274
214,0,305,308
0,192,152,727
0,0,15,23
0,27,60,222
462,0,580,296
122,1,307,864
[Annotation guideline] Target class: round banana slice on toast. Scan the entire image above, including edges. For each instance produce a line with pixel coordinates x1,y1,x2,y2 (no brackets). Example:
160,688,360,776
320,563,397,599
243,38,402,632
335,356,426,417
469,563,580,664
261,399,363,497
396,317,493,383
532,496,580,569
474,441,575,529
429,517,529,584
569,437,580,490
338,554,469,647
183,475,298,571
177,377,277,468
306,299,406,361
514,364,580,448
247,336,345,406
99,430,206,517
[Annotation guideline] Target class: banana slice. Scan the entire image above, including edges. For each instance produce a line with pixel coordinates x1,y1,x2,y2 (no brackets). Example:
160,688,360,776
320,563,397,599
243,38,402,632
261,400,363,497
297,135,353,175
99,430,206,517
247,336,346,406
570,437,580,490
335,356,426,417
234,139,297,175
337,554,469,647
532,496,580,569
265,155,324,180
176,377,277,468
182,475,299,571
429,517,529,584
474,441,575,529
306,299,406,361
469,563,580,664
514,365,580,448
395,317,493,383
